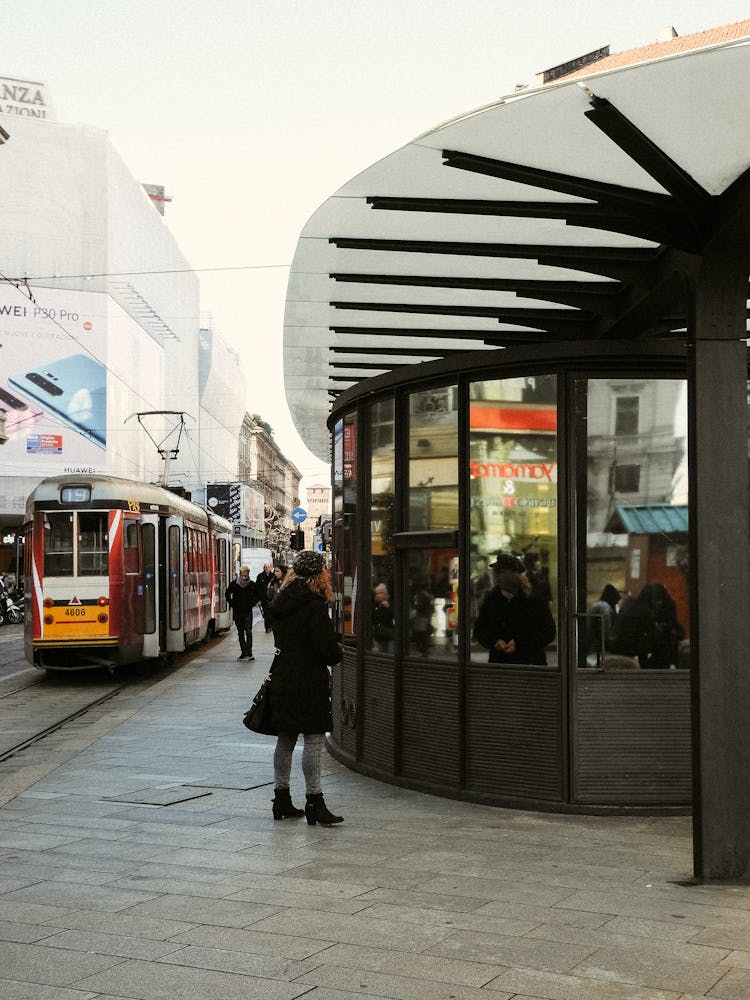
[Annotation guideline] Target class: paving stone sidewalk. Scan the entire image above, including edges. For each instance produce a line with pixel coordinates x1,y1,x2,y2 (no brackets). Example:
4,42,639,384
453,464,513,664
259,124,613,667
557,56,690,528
1,626,750,1000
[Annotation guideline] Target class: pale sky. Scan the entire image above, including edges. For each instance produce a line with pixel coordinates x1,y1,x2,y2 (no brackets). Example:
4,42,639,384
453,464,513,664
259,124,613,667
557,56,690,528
5,0,748,492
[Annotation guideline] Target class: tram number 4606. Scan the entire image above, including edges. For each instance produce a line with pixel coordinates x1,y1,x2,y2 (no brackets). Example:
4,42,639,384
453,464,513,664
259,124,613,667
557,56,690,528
64,607,88,617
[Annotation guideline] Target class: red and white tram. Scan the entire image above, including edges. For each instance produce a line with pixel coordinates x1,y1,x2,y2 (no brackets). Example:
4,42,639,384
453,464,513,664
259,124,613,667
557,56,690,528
23,474,233,671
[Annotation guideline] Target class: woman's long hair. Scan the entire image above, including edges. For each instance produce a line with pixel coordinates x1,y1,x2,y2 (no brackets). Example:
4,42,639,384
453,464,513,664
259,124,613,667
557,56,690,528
282,569,333,603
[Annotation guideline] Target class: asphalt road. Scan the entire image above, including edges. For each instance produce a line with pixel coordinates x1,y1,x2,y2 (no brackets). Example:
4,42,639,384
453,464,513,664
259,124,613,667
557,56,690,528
0,622,32,686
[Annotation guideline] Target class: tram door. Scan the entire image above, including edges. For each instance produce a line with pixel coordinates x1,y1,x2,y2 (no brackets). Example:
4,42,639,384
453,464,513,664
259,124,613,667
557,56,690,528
165,516,184,652
140,515,160,659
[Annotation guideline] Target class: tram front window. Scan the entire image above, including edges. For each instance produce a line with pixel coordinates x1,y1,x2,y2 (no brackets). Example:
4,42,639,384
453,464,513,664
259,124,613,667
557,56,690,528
78,512,108,576
43,513,74,576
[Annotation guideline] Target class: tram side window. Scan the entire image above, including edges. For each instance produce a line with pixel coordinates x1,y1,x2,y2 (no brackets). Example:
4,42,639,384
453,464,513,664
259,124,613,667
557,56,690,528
43,513,74,576
123,520,139,574
78,512,109,576
168,525,181,630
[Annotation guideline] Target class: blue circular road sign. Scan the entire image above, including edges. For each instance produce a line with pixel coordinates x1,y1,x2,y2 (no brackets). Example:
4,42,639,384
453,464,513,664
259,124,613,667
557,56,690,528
291,506,307,523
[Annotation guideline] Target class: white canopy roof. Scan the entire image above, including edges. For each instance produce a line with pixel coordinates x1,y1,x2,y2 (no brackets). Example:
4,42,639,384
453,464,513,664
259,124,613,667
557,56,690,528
283,36,750,460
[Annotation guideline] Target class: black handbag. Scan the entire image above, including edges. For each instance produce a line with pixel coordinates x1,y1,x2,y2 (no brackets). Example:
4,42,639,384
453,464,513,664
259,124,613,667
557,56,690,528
242,676,277,735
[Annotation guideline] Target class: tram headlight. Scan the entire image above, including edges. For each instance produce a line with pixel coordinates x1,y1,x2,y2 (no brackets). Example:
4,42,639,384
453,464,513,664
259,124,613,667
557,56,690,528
43,614,54,625
43,597,54,607
98,596,109,606
98,612,108,623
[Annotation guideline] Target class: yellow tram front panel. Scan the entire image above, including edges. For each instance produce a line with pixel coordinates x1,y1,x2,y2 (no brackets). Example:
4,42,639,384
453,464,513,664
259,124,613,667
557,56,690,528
39,579,112,644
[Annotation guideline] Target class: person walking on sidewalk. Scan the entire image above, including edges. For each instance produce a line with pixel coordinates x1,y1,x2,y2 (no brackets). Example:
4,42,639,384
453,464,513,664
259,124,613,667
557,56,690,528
256,563,275,633
226,565,259,661
267,550,344,825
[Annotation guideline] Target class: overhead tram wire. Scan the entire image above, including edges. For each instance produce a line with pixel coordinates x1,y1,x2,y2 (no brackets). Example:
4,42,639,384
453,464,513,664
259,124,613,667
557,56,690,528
0,263,292,282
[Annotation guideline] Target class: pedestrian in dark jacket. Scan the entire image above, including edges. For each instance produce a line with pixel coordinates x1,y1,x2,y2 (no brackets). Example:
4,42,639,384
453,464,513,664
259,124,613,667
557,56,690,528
226,566,259,661
267,550,343,826
473,551,556,665
256,563,275,633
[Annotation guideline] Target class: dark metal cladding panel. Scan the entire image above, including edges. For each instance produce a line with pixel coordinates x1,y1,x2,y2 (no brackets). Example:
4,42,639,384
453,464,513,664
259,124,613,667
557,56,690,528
362,654,396,771
339,649,358,756
330,661,344,747
401,662,460,786
466,668,563,800
574,673,691,804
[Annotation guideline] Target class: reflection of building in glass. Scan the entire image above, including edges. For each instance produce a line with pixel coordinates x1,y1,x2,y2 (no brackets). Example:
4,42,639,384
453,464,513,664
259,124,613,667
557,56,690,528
586,379,685,532
584,378,688,639
408,388,458,531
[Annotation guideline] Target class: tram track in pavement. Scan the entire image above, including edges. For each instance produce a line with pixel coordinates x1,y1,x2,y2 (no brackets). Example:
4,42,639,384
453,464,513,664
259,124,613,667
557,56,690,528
0,633,225,769
0,682,129,763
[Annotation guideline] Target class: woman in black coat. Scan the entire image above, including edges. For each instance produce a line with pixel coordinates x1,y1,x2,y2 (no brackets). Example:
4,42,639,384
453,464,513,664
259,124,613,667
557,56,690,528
268,550,343,825
472,551,556,665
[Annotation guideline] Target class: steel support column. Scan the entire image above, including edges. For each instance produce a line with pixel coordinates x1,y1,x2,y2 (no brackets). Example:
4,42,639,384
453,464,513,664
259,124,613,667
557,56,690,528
688,194,750,878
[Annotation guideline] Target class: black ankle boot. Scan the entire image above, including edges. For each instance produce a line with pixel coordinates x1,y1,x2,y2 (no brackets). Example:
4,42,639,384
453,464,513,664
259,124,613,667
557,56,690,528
305,792,344,826
272,788,304,820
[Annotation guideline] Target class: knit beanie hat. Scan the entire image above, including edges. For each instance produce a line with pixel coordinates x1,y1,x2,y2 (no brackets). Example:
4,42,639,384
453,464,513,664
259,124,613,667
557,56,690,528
292,550,325,578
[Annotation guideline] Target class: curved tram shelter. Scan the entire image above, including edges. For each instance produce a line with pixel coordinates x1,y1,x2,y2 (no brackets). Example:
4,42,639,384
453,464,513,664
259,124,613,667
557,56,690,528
283,33,750,879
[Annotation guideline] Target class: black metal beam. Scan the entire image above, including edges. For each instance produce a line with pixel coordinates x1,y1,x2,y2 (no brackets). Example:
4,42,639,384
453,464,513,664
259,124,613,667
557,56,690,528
328,344,495,356
584,95,714,243
331,325,505,340
366,195,700,250
328,236,657,284
330,300,592,325
329,273,622,312
330,273,618,296
441,148,679,215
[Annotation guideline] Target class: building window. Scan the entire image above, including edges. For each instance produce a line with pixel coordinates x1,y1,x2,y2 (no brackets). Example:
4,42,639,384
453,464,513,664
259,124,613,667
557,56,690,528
615,396,639,437
614,464,640,493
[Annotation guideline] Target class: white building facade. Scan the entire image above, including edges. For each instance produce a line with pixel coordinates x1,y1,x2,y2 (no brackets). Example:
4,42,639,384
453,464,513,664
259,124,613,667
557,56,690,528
0,106,247,559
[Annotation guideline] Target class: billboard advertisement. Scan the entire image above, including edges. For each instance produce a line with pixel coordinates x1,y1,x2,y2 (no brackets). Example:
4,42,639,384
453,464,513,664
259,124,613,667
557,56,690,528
0,285,163,480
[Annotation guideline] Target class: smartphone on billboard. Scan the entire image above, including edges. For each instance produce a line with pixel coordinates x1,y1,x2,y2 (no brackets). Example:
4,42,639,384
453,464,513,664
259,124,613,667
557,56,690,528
9,353,107,448
0,380,43,432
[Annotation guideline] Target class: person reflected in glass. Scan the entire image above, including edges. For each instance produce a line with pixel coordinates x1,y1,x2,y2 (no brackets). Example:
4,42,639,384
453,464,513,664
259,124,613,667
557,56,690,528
609,582,685,668
610,581,684,668
410,575,435,656
473,551,556,665
588,583,622,658
372,582,395,653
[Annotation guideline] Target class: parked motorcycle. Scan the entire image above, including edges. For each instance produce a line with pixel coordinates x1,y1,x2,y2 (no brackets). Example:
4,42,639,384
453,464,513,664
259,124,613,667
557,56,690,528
0,583,23,625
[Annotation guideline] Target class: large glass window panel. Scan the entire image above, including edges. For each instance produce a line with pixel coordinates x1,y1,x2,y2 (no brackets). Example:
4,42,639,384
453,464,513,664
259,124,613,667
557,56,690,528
78,512,108,576
469,375,558,667
578,377,688,671
43,512,74,576
368,398,395,654
408,386,458,530
404,546,459,662
333,412,358,639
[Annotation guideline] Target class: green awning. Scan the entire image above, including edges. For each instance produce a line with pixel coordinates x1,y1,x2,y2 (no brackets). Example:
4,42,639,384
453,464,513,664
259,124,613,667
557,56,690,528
606,503,688,534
